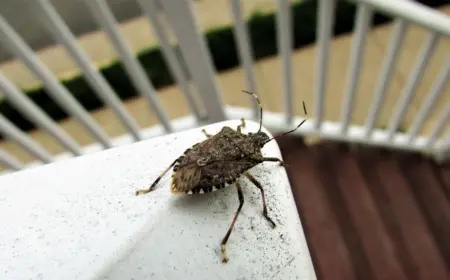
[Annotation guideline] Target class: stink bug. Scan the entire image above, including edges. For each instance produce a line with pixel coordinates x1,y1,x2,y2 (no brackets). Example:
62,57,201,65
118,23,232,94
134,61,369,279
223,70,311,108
135,90,308,263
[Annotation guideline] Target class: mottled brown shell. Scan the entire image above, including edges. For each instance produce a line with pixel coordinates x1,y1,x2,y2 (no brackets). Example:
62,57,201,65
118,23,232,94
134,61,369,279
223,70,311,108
171,126,266,194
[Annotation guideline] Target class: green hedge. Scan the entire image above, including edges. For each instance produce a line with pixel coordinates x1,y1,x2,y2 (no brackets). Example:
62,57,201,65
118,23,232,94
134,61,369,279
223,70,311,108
0,0,447,137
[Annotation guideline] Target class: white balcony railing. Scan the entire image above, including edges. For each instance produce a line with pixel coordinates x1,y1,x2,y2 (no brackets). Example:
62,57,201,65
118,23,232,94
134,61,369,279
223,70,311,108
0,0,449,175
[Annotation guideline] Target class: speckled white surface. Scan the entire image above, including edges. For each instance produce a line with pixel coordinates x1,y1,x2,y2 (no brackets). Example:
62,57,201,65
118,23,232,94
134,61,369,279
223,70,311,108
0,120,317,280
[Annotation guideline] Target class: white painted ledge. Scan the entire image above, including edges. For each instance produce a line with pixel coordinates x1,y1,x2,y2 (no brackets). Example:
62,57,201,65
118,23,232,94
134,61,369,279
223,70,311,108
0,120,316,280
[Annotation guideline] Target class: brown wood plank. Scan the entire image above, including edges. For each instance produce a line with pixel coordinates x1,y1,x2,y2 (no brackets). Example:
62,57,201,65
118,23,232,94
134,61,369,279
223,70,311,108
399,156,450,269
314,143,374,280
435,162,450,202
331,150,408,280
375,154,448,279
440,165,450,188
278,137,450,280
355,151,416,280
277,137,357,280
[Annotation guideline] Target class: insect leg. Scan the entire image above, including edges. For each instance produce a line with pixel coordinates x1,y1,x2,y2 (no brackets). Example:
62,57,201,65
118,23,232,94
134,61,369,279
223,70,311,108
135,158,179,195
201,129,213,138
244,172,276,228
221,181,244,263
237,117,246,133
262,157,287,166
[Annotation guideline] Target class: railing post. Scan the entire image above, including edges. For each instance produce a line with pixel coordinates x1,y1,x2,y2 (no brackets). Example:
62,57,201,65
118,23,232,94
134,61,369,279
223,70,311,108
364,19,407,138
0,115,53,163
158,0,227,123
406,59,450,143
82,0,174,133
33,0,143,141
386,31,440,140
230,0,260,121
0,149,23,171
425,105,450,150
434,132,450,164
340,3,373,134
136,0,205,122
0,15,113,149
276,0,294,124
0,72,82,156
314,0,336,129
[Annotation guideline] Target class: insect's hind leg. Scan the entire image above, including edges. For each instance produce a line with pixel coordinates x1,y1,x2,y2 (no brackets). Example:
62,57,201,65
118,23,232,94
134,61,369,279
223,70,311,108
221,181,244,263
135,158,178,195
237,118,246,133
201,129,213,138
244,172,276,228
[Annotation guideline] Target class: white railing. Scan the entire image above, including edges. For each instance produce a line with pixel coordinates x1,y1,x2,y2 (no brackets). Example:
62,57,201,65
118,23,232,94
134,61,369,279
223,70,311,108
0,0,449,174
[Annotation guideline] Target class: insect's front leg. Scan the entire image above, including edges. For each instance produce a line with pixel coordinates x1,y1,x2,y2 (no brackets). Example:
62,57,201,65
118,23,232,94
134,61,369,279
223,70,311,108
262,157,287,167
237,117,246,133
201,129,213,138
135,158,179,195
221,181,244,263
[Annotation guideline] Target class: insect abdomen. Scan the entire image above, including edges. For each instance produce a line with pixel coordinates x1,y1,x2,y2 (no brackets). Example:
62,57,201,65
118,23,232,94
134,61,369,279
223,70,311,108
185,181,235,195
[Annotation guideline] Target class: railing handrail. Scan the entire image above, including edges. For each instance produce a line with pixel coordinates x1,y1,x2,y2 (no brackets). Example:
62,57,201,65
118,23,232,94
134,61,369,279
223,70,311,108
359,0,450,36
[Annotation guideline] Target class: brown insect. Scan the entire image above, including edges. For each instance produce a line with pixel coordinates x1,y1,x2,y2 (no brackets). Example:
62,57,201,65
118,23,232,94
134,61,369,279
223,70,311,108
135,90,308,263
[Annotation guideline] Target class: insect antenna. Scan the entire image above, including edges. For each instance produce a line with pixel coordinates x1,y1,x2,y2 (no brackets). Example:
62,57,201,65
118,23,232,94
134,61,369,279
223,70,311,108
242,90,263,132
264,101,308,145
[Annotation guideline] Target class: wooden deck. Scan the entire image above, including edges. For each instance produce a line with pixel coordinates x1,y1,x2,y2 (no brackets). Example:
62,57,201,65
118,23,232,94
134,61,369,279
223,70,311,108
276,136,450,280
